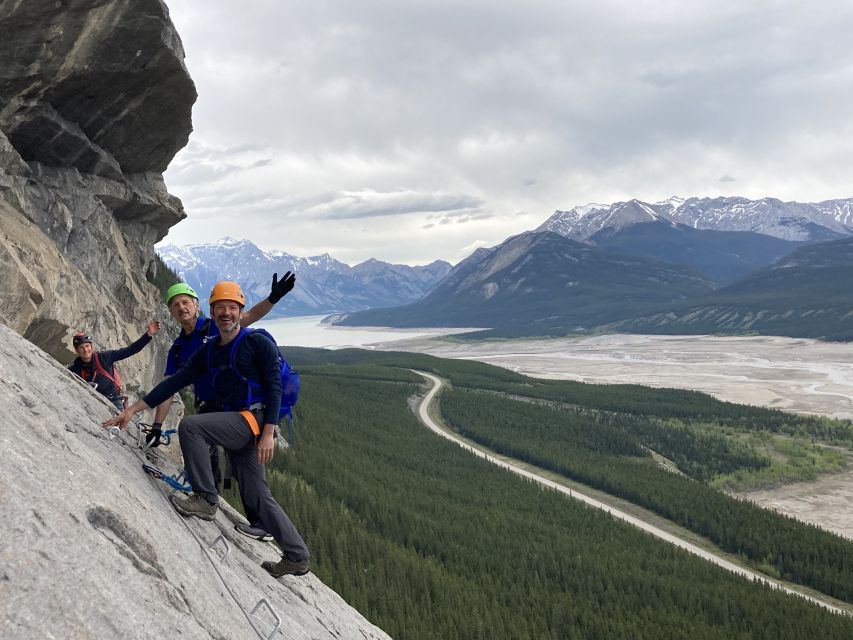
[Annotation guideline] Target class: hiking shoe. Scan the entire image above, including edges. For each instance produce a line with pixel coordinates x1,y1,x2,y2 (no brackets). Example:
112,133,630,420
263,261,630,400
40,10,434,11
262,556,310,578
235,522,274,542
170,493,218,521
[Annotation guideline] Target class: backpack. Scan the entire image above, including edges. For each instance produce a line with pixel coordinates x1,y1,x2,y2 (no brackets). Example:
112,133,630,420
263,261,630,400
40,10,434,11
206,327,300,421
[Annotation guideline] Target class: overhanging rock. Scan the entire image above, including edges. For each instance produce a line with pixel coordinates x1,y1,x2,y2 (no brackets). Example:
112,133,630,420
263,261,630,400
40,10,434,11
0,0,196,393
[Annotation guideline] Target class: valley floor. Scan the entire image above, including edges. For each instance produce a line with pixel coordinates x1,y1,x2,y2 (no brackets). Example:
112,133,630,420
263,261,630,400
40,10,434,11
377,332,853,540
412,370,848,614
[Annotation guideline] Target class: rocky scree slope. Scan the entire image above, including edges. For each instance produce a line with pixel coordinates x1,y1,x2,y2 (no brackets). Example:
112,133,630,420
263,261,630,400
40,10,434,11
0,323,392,640
0,0,193,395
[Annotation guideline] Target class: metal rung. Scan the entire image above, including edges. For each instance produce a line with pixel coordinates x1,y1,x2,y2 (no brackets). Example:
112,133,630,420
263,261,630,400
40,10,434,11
250,598,282,640
207,534,231,562
108,426,121,440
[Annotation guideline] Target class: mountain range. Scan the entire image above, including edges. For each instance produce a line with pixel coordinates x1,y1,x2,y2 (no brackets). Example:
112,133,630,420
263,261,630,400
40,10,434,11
538,196,853,242
333,230,716,334
159,196,853,340
157,237,451,316
336,196,853,340
591,221,805,283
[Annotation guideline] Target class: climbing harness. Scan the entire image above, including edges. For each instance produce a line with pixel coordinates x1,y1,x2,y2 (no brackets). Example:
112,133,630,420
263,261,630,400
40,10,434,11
79,352,124,396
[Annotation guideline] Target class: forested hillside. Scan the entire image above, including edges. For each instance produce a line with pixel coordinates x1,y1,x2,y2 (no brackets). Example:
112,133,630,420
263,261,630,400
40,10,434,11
222,347,853,638
610,237,853,340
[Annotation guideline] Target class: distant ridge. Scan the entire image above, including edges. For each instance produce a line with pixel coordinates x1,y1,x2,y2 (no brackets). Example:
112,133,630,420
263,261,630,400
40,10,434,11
608,236,853,340
335,231,715,334
334,200,853,340
591,221,804,283
158,237,451,316
539,196,853,242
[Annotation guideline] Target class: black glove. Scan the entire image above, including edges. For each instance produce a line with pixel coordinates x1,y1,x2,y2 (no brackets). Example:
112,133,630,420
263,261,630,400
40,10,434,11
268,271,295,304
145,422,163,448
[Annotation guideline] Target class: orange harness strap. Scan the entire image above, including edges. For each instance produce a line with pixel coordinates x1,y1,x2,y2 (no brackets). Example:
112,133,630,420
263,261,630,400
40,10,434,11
239,409,261,440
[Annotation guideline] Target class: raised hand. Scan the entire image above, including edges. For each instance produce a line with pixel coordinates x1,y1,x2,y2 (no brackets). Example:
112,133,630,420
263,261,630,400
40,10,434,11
147,320,161,336
268,271,296,304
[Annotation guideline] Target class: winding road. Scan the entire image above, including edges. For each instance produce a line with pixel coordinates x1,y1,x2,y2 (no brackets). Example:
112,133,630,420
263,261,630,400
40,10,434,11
412,370,849,615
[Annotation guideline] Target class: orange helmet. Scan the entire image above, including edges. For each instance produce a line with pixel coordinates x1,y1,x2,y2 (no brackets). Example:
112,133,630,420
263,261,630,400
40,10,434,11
209,281,246,307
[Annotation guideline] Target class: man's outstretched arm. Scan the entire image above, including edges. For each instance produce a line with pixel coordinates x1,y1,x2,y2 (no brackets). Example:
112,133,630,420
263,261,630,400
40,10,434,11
242,272,295,326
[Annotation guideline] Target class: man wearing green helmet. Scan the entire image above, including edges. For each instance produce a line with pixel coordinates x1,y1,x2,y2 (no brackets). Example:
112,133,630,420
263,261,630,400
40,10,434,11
152,273,295,541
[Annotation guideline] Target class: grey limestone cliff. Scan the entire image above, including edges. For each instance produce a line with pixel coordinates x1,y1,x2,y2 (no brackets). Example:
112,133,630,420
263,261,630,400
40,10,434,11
0,0,193,395
0,322,392,640
0,3,394,638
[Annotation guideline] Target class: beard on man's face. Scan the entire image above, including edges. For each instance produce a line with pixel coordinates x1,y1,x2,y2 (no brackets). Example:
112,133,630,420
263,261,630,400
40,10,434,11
214,305,242,334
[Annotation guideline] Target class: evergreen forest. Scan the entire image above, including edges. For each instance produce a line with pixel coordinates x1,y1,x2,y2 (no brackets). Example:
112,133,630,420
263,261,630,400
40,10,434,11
222,346,853,639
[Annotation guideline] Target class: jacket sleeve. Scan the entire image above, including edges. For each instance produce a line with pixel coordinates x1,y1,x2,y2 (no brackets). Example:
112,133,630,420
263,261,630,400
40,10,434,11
143,344,208,408
102,333,153,363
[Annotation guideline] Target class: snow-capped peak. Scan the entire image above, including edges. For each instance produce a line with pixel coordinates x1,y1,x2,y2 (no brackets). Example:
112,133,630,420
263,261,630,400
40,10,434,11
573,203,610,217
538,195,853,242
655,196,686,210
216,236,250,248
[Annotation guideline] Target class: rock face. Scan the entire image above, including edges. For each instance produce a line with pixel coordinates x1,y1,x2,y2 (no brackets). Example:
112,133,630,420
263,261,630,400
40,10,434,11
0,323,392,640
0,0,194,394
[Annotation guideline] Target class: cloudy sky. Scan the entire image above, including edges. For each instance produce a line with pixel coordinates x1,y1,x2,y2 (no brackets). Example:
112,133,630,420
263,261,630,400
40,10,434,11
162,1,853,266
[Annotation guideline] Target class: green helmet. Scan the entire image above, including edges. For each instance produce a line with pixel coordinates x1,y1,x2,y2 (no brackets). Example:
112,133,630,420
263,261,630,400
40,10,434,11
165,282,199,305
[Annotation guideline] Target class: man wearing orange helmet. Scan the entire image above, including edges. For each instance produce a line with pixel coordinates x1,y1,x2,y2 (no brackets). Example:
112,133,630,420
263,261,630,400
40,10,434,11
152,273,294,437
68,320,161,411
150,273,295,542
104,281,310,578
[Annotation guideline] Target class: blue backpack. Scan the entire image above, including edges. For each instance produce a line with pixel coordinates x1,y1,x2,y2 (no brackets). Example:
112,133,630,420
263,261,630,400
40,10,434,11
206,327,300,421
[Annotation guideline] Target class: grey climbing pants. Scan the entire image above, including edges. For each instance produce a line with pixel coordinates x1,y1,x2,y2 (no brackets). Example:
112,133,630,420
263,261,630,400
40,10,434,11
178,411,309,562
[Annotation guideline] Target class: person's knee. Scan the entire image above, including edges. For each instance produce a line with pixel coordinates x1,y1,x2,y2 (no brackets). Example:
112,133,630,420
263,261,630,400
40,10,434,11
179,415,204,440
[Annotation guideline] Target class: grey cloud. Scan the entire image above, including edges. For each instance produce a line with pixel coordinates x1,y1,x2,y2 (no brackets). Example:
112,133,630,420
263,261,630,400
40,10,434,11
304,191,485,220
166,140,275,188
163,0,853,263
